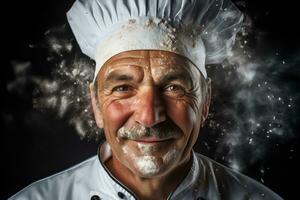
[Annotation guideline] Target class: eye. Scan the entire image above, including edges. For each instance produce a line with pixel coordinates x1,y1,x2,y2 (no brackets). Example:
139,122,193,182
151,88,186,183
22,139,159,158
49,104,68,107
113,85,131,92
163,84,185,97
111,85,136,98
165,85,181,91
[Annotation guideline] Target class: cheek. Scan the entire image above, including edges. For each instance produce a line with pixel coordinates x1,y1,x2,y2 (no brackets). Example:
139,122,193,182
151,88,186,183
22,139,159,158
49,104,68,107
102,98,135,135
166,100,198,135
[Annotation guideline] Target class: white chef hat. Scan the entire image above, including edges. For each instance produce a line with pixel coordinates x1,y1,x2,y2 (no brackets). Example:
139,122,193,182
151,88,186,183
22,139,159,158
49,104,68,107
67,0,243,82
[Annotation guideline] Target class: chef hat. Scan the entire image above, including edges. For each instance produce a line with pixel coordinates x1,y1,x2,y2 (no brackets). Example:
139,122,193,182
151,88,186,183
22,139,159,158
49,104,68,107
67,0,243,81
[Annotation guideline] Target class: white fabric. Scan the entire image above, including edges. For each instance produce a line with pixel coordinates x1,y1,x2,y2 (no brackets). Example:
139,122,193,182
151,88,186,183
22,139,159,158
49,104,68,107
9,142,283,200
67,0,244,81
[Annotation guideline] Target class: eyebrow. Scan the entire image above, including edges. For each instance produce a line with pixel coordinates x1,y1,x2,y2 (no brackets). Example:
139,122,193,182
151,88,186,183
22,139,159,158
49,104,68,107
105,71,135,83
159,71,191,85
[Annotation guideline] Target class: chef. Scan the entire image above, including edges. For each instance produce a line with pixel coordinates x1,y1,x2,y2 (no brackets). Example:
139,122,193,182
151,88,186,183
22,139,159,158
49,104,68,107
9,0,283,199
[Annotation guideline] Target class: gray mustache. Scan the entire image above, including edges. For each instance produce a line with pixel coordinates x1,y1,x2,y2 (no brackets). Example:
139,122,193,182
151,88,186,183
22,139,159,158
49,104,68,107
117,121,181,140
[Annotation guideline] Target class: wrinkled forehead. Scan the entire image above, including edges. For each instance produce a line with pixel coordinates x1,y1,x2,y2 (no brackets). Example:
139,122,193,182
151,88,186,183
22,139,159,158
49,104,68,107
108,50,187,62
99,50,200,79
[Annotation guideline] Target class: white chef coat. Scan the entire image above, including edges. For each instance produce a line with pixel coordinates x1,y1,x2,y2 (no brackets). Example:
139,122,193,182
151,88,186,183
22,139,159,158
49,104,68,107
8,142,283,200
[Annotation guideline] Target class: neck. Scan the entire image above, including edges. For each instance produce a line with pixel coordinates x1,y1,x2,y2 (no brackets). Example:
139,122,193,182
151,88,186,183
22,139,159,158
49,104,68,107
105,152,193,200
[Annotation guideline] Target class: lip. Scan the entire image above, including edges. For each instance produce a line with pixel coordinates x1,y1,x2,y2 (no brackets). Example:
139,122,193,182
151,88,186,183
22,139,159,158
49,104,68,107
133,136,174,143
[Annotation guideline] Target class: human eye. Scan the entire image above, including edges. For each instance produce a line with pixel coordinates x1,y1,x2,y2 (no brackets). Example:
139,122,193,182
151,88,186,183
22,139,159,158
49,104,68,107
111,84,135,97
163,84,186,98
113,85,131,92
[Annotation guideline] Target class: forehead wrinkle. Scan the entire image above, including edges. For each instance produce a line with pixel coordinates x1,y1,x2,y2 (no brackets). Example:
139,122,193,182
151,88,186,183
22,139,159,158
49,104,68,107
149,60,196,87
149,55,189,73
103,62,145,78
102,65,144,86
150,60,188,78
105,57,147,68
104,50,150,66
105,71,135,82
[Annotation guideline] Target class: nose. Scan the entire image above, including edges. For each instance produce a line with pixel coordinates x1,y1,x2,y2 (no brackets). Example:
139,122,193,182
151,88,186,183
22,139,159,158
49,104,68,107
134,86,166,127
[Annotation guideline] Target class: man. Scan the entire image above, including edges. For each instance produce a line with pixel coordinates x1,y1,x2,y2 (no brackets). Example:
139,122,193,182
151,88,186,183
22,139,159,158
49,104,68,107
9,0,283,199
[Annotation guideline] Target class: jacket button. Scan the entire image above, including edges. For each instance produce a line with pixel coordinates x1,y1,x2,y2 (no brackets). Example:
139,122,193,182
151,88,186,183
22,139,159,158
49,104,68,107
91,195,101,200
117,192,125,199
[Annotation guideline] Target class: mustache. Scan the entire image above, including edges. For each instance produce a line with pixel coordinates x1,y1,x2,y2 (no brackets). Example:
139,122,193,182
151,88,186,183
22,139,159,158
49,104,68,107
117,120,182,140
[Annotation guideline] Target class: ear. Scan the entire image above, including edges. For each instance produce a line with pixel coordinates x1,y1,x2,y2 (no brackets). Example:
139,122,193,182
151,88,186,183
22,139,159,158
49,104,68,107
89,83,104,128
201,78,212,124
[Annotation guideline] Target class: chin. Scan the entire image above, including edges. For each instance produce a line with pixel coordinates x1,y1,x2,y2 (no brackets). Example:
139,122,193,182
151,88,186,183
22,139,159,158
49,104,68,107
131,155,163,177
130,150,181,178
120,141,182,178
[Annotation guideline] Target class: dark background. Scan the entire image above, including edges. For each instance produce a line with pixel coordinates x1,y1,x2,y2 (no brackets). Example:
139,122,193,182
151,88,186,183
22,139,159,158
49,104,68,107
1,0,299,199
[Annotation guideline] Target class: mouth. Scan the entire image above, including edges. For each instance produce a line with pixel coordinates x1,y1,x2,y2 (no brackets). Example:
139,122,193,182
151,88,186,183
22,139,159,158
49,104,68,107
132,136,174,144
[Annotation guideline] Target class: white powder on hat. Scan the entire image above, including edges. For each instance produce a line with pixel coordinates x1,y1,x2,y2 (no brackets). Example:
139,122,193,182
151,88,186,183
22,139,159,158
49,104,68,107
67,0,244,82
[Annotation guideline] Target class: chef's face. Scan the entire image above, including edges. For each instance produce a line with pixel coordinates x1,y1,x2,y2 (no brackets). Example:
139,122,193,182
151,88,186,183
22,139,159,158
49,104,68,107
90,50,210,178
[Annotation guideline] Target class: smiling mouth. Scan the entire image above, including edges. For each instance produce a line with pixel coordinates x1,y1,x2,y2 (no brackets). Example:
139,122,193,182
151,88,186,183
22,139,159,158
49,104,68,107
132,136,174,144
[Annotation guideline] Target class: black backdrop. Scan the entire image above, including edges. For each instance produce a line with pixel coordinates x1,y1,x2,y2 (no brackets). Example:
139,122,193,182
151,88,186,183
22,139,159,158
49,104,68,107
1,0,300,199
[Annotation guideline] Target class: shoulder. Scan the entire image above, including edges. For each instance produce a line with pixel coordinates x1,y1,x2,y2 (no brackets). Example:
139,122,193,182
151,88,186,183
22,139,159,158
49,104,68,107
8,156,99,200
194,153,284,200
